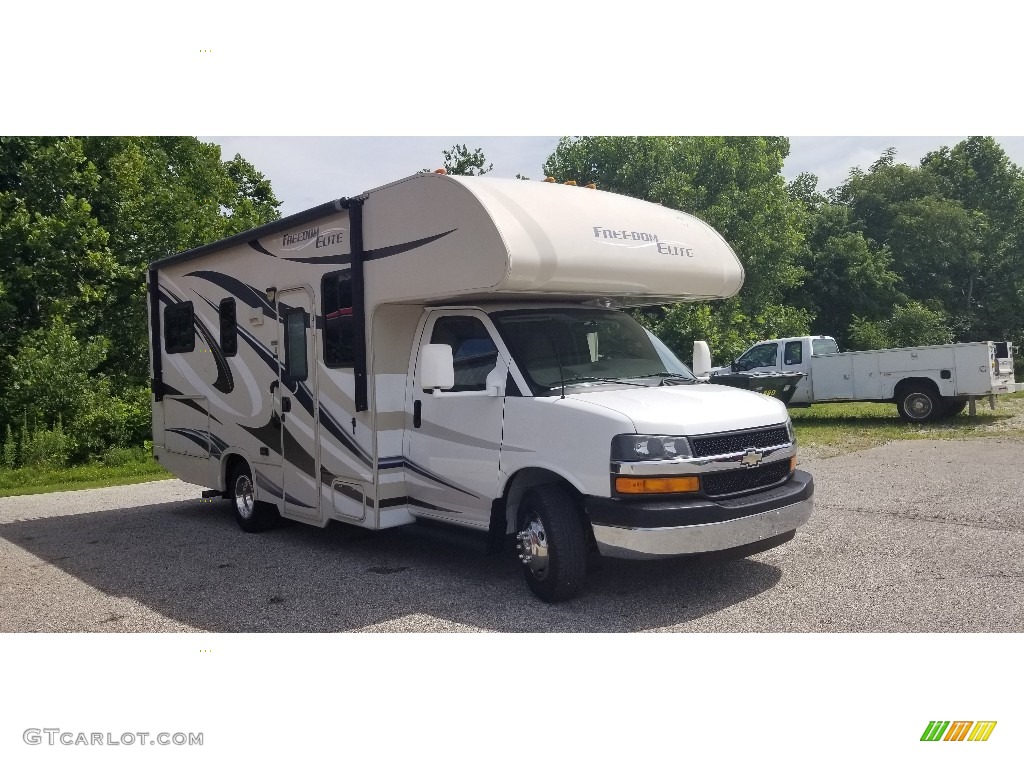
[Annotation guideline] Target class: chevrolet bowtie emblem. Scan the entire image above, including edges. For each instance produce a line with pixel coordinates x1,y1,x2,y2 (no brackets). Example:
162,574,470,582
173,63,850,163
740,449,763,467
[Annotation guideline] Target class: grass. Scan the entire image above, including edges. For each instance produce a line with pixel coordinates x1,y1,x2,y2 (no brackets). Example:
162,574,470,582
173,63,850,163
791,390,1024,456
0,455,172,497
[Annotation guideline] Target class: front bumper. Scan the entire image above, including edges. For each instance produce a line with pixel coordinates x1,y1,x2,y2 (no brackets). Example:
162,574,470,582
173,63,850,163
587,470,814,560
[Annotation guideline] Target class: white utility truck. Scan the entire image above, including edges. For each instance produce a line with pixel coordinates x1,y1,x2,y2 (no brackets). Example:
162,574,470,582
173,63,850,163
148,172,813,602
701,335,1018,422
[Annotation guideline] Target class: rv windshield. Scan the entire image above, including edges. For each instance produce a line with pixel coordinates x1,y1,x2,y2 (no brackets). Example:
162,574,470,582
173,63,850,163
490,308,694,395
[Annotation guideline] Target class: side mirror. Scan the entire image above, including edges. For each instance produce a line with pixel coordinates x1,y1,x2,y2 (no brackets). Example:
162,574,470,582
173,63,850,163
420,344,455,390
692,341,711,377
731,360,738,372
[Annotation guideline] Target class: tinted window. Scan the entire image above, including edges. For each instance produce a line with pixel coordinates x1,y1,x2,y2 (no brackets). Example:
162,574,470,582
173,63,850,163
784,340,802,366
283,309,308,381
322,271,354,367
738,343,778,369
219,298,237,357
164,301,195,354
430,316,498,392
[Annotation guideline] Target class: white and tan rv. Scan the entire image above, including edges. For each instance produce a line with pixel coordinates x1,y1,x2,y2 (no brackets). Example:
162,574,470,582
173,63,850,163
148,172,814,601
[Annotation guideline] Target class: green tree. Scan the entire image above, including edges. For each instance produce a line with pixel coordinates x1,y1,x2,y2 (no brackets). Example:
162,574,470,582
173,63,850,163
832,138,1024,344
80,137,282,383
787,172,902,346
438,144,493,176
0,136,282,456
848,301,953,350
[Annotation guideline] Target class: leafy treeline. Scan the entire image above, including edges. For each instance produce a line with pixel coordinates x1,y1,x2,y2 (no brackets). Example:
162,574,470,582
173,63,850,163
0,137,281,468
542,136,1024,365
2,135,1022,469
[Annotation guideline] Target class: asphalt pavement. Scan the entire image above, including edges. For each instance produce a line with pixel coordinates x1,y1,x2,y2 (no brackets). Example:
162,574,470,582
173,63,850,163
1,439,1021,632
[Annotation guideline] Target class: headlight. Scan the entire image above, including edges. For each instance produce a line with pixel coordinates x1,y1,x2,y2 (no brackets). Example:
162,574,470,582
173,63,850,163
785,418,796,443
611,434,693,461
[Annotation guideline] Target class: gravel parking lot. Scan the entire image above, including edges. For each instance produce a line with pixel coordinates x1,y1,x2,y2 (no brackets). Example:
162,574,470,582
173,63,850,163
1,438,1021,632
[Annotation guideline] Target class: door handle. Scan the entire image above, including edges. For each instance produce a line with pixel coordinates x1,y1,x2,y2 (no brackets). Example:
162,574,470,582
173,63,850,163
413,399,422,428
282,396,291,413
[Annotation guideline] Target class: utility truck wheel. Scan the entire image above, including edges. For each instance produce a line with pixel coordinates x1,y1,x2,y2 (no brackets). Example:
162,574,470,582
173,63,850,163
516,485,588,603
230,462,280,533
896,387,938,423
941,398,968,417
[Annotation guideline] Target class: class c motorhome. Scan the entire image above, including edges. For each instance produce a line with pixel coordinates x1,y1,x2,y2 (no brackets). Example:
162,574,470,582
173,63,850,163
148,172,814,601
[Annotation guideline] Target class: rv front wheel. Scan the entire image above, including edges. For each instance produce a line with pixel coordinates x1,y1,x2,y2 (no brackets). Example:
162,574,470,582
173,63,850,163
231,462,280,533
516,485,587,603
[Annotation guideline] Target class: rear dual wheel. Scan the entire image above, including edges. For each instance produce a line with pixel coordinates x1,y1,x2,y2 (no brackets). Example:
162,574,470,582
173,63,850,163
230,461,281,533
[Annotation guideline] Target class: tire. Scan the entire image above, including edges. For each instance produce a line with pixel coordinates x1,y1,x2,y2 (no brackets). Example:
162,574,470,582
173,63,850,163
230,461,280,533
940,398,968,417
895,386,939,423
515,485,588,603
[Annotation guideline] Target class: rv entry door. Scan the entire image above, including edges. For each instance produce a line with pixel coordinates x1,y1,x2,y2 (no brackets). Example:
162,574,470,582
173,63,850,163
275,286,322,523
406,311,507,528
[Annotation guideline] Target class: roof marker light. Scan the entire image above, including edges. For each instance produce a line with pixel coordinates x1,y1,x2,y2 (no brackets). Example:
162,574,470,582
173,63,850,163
564,180,577,186
544,177,556,183
435,168,447,174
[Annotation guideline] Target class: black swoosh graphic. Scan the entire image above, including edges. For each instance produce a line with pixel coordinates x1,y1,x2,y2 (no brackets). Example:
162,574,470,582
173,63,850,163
165,428,226,458
282,426,316,478
162,384,223,424
281,229,457,264
318,405,372,468
248,238,276,257
253,471,314,509
239,414,282,456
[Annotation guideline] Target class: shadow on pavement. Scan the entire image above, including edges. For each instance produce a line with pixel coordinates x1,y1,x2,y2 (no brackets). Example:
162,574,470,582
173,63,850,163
0,497,783,632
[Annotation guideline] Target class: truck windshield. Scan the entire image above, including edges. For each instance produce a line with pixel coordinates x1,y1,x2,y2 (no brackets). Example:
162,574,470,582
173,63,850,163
490,308,694,394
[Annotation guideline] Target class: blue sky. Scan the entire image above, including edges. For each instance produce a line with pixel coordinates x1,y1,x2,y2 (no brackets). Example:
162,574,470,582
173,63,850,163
204,136,1024,217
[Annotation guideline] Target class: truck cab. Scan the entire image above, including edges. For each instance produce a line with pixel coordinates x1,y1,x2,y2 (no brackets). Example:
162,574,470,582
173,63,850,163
710,336,839,404
409,303,812,601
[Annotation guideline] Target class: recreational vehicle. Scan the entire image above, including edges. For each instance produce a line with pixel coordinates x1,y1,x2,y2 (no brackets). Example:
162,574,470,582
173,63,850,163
148,172,814,602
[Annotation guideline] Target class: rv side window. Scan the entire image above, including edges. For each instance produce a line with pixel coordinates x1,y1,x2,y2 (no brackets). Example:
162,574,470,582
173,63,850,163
322,271,354,368
429,316,498,392
283,309,308,381
164,301,195,354
219,298,237,357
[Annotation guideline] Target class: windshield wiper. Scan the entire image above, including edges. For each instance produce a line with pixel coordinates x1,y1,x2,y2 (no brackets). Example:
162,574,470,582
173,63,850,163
644,371,699,385
547,375,649,390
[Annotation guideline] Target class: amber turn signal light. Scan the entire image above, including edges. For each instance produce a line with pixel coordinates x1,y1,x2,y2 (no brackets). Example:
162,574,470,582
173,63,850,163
615,476,699,494
790,455,797,472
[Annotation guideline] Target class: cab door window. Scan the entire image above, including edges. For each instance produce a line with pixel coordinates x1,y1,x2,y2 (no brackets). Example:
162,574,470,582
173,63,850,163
783,341,802,366
429,316,498,392
738,343,778,370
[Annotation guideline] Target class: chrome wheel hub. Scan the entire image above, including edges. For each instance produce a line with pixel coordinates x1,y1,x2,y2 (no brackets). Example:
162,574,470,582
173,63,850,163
517,515,549,577
907,395,931,418
234,475,255,519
